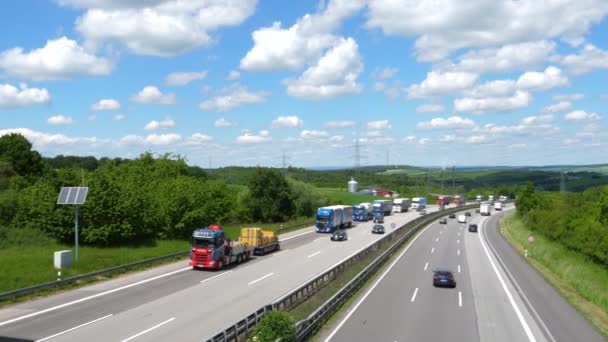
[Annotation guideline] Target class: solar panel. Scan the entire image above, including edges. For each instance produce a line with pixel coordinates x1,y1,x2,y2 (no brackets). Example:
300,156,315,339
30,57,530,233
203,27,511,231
57,187,89,205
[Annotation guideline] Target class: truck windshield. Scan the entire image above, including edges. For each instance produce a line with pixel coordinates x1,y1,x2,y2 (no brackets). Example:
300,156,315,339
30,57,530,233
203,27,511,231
192,238,217,248
316,214,329,222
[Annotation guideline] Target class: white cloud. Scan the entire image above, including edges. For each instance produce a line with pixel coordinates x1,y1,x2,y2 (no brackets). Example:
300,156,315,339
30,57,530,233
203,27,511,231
445,41,556,74
236,129,271,144
185,133,213,145
373,82,385,91
509,143,527,149
365,0,608,61
214,118,235,127
0,128,103,146
553,93,584,101
166,71,207,86
114,114,126,121
0,83,51,108
301,130,329,139
73,0,257,56
131,86,176,104
417,116,475,130
0,37,112,81
284,37,363,99
200,84,267,112
240,0,366,71
542,101,572,113
465,80,516,99
367,130,383,137
407,71,478,98
329,135,344,142
324,120,355,128
418,137,431,145
271,116,304,128
516,66,568,91
416,103,445,113
372,67,398,79
144,117,176,130
465,135,490,144
366,120,391,130
561,44,608,74
91,98,120,111
403,136,417,143
226,70,240,80
521,114,554,125
48,115,74,126
564,138,580,145
454,90,531,114
564,110,601,121
120,133,182,146
439,135,457,142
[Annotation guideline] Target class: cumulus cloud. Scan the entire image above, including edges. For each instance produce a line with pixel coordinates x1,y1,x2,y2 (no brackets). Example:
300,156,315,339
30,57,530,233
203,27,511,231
329,135,344,142
48,115,74,126
226,70,240,80
561,44,608,75
366,120,391,130
214,118,235,127
271,116,304,128
200,84,267,112
301,130,329,139
120,133,182,145
324,120,355,128
542,101,572,113
114,114,126,121
454,90,531,114
0,128,104,146
465,80,516,99
365,0,608,61
465,135,490,144
417,116,475,130
144,117,176,130
185,133,213,145
71,0,257,56
0,83,51,108
407,71,478,98
371,67,398,79
236,129,271,144
166,71,207,86
516,66,568,91
284,37,363,99
416,103,445,113
91,98,120,111
131,86,176,104
553,93,584,102
521,114,554,125
0,37,112,81
564,110,601,121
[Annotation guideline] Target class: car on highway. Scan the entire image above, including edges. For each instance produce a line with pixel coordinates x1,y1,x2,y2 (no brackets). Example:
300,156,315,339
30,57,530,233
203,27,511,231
330,229,348,241
371,224,385,234
433,269,456,288
439,218,447,224
468,224,478,232
465,211,472,217
475,208,480,214
448,213,456,218
419,209,427,215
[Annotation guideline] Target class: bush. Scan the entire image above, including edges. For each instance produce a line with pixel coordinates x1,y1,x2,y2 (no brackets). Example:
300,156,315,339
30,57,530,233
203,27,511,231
249,310,296,342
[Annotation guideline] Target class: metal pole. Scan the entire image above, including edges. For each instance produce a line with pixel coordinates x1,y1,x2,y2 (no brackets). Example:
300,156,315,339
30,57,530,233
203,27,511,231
75,206,79,261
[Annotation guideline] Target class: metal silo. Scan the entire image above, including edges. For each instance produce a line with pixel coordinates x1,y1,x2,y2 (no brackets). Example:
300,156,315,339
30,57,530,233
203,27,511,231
348,178,358,193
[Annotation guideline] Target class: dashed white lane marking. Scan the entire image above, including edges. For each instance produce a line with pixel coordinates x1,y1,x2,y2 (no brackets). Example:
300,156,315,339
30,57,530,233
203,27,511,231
200,270,232,284
120,317,175,342
307,251,321,258
431,247,435,254
457,239,460,244
248,272,274,286
36,314,113,342
459,291,462,307
458,265,461,273
411,288,419,302
424,262,429,271
457,249,461,256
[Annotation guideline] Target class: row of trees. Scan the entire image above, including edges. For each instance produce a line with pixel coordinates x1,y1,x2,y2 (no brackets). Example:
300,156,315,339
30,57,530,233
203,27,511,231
516,183,608,266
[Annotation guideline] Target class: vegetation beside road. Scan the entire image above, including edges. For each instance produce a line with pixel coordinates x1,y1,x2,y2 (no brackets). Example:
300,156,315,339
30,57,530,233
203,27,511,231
502,212,608,338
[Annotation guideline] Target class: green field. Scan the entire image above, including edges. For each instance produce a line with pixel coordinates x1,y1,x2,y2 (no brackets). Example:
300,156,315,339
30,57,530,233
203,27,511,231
502,213,608,338
317,188,387,205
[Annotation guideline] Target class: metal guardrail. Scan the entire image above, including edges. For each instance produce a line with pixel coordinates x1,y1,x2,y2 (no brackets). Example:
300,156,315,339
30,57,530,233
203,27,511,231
207,205,477,342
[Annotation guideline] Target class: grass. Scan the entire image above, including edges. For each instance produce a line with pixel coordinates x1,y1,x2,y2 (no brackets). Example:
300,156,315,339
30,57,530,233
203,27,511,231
317,188,387,205
0,239,189,294
501,213,608,339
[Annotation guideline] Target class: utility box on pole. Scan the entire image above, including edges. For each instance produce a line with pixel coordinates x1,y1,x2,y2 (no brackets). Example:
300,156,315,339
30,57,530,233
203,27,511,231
54,250,73,269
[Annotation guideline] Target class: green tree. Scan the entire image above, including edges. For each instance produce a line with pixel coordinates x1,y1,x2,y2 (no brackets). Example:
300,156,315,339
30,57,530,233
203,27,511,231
0,133,45,177
245,168,295,223
249,311,296,342
515,182,539,217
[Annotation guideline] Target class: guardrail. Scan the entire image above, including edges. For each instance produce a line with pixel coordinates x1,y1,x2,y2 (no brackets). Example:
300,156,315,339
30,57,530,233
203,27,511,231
207,204,477,342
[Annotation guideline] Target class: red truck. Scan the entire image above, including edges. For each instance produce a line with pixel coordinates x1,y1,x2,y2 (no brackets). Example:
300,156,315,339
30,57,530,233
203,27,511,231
437,195,452,206
189,225,253,270
452,195,464,206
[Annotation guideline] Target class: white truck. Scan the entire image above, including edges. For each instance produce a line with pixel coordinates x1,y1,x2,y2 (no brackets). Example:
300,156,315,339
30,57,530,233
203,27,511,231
392,198,411,213
480,202,492,216
411,197,428,210
476,195,483,202
494,202,503,211
457,214,466,223
488,195,495,204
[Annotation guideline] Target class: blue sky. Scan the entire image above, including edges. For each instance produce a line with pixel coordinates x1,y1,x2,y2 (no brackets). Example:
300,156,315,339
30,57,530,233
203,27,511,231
1,0,607,168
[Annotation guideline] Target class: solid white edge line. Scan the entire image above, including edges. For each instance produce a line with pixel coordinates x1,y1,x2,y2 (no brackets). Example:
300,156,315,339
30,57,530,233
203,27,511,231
0,267,191,328
248,272,274,286
120,317,175,342
479,217,537,342
459,291,462,307
279,229,314,242
35,314,113,342
200,270,232,284
424,262,429,271
411,288,419,302
323,217,436,342
307,251,321,258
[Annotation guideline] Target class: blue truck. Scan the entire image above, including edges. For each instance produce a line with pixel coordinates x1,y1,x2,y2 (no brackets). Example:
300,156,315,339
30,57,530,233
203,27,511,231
315,205,353,233
353,202,373,221
372,200,393,216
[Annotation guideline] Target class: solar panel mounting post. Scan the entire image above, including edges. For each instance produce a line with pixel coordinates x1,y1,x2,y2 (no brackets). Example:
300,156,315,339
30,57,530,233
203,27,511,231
75,206,79,261
57,187,88,261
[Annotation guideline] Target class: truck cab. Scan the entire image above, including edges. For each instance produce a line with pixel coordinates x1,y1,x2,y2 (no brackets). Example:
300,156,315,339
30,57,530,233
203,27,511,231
190,226,252,270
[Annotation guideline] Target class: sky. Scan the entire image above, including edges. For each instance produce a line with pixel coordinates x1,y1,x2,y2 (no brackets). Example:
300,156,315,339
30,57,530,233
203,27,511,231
0,0,607,168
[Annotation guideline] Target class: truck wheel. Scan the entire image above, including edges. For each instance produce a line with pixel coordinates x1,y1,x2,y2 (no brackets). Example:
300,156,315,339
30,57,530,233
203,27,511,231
236,254,242,264
217,261,223,270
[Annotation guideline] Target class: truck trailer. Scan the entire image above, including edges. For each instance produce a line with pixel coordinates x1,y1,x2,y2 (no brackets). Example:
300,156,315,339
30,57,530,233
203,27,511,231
480,202,492,216
411,197,428,210
392,198,410,213
353,203,373,221
315,205,353,233
452,195,464,206
494,202,503,211
373,200,393,216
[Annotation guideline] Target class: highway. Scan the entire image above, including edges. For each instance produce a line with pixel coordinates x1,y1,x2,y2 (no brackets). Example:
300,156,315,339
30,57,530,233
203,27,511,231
0,204,448,342
322,205,604,342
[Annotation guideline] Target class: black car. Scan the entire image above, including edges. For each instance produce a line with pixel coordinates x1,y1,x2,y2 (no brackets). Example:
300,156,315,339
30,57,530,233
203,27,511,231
475,208,480,213
468,224,478,232
439,218,447,224
372,224,385,234
449,213,456,219
433,269,456,288
465,212,472,217
331,229,348,241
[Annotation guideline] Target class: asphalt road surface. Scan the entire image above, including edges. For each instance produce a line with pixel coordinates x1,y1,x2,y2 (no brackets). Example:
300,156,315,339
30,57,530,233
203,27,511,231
0,204,449,342
323,205,604,342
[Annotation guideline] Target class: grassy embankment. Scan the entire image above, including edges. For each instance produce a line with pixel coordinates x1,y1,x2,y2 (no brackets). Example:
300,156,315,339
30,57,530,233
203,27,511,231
501,213,608,338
